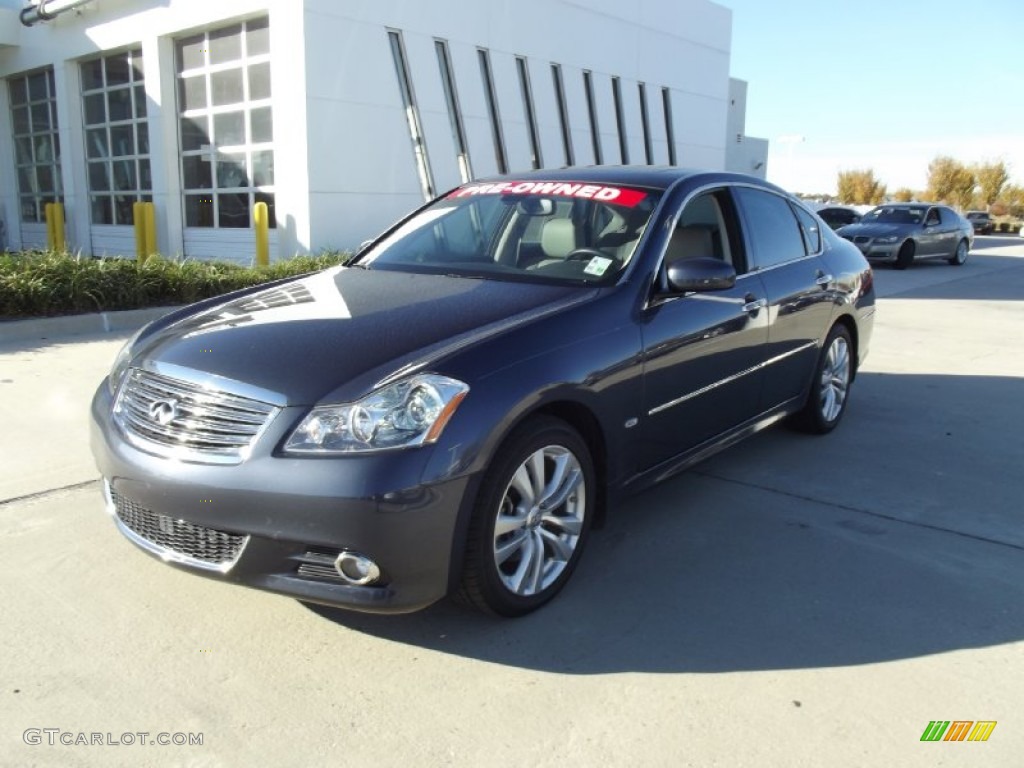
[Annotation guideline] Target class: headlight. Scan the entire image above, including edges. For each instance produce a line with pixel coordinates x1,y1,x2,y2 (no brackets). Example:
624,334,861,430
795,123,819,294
874,235,899,244
107,327,145,395
285,374,469,454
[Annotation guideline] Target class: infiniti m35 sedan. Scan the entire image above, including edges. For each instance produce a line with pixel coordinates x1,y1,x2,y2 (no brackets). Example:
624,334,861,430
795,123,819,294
91,167,875,617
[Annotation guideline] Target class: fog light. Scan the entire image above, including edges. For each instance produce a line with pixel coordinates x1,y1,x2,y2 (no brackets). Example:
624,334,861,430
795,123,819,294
334,551,380,585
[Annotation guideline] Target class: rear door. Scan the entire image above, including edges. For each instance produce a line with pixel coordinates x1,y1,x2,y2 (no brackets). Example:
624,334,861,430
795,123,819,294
733,187,836,411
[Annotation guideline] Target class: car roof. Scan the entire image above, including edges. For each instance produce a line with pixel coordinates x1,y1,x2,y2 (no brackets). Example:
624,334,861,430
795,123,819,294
472,165,789,194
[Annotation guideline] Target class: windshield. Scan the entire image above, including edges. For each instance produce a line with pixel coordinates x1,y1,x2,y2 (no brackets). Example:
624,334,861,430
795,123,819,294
862,206,926,225
357,180,662,285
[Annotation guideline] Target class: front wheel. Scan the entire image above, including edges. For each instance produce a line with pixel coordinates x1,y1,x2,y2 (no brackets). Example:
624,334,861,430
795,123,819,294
793,325,854,434
457,416,594,617
895,240,915,269
948,238,969,266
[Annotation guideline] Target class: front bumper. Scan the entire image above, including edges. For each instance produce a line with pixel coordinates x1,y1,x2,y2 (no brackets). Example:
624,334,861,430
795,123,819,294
90,384,477,614
850,241,900,261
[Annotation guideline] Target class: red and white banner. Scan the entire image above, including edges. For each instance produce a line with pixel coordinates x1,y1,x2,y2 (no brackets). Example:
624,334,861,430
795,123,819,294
449,181,648,208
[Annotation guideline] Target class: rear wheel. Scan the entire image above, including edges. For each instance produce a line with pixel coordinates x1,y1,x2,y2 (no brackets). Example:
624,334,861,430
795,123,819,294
793,324,853,434
895,240,915,269
457,416,594,617
948,238,969,266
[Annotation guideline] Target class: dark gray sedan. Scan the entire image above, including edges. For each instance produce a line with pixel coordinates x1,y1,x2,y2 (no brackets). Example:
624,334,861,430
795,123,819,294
837,203,972,269
91,167,875,617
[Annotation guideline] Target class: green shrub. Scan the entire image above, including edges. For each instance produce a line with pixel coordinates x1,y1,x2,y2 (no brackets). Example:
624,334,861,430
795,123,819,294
0,250,351,318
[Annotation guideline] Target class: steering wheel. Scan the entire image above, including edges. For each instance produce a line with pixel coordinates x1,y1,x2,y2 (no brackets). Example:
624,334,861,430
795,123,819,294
564,248,608,262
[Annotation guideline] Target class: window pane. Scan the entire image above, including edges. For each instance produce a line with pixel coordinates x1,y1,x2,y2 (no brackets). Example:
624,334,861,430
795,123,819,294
37,165,54,193
247,17,270,56
180,116,208,151
209,24,242,64
252,150,274,186
139,159,152,190
107,88,132,121
110,124,134,156
178,34,206,70
12,106,30,134
216,154,248,189
182,155,212,189
81,59,104,91
114,195,136,225
213,111,245,146
34,135,54,163
250,106,272,143
88,162,110,191
134,85,147,118
86,128,109,159
28,72,48,100
18,167,36,193
91,195,113,224
130,52,144,82
734,188,806,269
30,103,51,132
137,124,150,155
9,78,28,105
14,136,33,165
218,192,250,228
179,75,206,111
112,160,137,191
106,54,130,86
248,62,271,100
84,94,106,125
255,191,276,228
21,197,39,222
185,194,215,227
210,68,244,106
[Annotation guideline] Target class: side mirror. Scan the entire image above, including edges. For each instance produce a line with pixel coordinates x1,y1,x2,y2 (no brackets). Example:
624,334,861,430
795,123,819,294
665,257,736,293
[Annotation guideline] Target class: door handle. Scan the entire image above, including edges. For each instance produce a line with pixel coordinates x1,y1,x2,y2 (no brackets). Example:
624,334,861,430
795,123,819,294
815,273,833,286
743,295,767,313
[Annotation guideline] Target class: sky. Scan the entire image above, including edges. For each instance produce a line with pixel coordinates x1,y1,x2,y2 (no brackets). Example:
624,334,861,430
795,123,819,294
720,0,1024,195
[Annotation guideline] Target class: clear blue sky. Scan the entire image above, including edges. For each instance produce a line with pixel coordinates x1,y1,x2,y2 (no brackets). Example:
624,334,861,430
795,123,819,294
720,0,1024,194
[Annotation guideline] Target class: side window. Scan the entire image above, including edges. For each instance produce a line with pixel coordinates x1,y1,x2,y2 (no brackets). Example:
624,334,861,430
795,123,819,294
734,187,807,270
925,208,940,226
660,190,743,279
790,203,821,254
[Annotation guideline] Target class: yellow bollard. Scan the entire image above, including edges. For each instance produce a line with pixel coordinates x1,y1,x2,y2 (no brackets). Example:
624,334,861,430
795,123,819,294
254,201,269,267
45,202,55,250
52,202,66,252
144,202,157,257
133,201,146,261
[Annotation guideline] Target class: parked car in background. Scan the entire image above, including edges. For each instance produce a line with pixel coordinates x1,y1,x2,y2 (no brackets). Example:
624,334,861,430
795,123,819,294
90,167,876,617
816,205,862,230
965,211,994,235
837,203,972,269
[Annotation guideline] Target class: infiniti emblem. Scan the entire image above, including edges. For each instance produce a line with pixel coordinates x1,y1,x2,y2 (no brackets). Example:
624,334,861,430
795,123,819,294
148,399,179,426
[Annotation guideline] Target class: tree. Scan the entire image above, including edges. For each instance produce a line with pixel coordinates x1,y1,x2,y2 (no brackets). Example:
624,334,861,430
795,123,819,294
974,161,1009,209
926,156,975,208
999,184,1024,218
836,169,886,205
892,187,915,202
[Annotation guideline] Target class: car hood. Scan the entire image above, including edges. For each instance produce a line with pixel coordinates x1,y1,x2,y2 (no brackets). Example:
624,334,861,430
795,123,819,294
837,222,914,238
130,267,589,405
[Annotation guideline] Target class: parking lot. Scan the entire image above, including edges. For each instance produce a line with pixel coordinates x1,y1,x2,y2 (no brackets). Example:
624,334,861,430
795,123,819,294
2,236,1023,767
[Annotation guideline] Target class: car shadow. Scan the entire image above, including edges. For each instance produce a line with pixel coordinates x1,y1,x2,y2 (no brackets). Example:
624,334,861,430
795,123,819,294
305,371,1024,675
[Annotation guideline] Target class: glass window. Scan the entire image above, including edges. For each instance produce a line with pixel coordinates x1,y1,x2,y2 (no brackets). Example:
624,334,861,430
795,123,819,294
638,83,654,165
516,56,542,170
436,39,472,183
176,18,275,229
791,203,822,254
478,48,507,174
583,71,602,164
8,67,62,222
551,64,574,166
388,29,434,199
80,49,151,226
734,187,807,269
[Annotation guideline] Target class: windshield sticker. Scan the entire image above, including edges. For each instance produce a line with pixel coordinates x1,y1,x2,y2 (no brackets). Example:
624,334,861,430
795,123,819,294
449,181,648,208
583,256,613,276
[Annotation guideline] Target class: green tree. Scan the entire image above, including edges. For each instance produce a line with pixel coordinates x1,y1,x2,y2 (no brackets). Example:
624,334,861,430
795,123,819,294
836,169,887,205
974,161,1009,209
926,156,975,208
892,187,915,202
999,183,1024,218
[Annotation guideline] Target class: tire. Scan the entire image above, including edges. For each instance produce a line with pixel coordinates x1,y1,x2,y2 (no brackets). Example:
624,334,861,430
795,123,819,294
457,416,594,617
895,240,915,270
948,237,969,266
793,324,854,434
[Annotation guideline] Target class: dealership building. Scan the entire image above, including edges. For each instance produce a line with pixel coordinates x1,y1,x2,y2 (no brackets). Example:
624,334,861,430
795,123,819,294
0,0,766,261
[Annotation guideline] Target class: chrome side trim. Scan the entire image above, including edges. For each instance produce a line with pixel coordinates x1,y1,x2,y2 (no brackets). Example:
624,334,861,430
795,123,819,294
102,481,248,574
648,341,817,416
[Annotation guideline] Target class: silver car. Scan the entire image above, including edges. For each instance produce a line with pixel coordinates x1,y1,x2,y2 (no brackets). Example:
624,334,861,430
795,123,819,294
836,204,972,269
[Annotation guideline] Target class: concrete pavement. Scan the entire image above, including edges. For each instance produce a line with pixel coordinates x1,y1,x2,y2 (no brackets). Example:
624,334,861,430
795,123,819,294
1,240,1022,766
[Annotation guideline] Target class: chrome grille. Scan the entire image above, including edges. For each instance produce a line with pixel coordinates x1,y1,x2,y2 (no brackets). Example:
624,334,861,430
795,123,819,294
114,368,277,464
296,549,345,582
110,488,247,570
